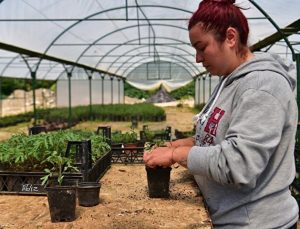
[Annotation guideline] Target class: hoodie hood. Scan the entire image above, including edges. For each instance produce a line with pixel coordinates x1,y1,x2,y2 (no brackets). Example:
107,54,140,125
225,52,296,92
193,52,296,126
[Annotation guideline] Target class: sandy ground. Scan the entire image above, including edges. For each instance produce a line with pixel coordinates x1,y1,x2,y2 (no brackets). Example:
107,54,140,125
0,106,212,229
0,165,212,229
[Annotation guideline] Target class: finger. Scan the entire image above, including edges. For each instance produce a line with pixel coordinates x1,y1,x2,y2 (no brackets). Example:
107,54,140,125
147,163,156,168
143,155,150,163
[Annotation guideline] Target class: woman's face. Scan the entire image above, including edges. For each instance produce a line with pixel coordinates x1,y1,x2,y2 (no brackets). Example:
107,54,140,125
189,25,233,76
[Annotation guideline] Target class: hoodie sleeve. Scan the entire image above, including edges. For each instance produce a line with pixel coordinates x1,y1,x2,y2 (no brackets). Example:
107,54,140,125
187,88,286,189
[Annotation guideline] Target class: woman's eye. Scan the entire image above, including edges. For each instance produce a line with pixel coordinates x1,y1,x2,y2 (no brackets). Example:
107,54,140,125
196,46,205,53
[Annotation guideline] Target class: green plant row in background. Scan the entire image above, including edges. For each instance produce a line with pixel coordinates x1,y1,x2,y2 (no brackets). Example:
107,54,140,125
111,129,138,144
170,81,195,100
124,80,195,100
0,129,110,172
0,104,166,128
124,81,157,99
0,77,55,98
0,112,33,127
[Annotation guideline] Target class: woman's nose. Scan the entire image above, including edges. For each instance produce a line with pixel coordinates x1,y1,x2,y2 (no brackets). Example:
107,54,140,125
196,52,203,63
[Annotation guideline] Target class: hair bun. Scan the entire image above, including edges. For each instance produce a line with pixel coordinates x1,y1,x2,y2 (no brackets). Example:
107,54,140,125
204,0,235,4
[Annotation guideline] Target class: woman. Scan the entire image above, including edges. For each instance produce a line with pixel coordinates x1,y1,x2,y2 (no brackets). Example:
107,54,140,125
143,0,299,228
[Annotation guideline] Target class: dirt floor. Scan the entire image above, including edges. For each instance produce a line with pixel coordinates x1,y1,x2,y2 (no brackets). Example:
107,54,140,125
0,165,212,229
0,106,213,229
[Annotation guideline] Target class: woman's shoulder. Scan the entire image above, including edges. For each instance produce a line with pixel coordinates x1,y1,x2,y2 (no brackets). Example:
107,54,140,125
238,70,292,94
233,70,295,110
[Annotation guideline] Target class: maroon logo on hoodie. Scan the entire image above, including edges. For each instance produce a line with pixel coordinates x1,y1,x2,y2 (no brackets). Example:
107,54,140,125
204,107,225,136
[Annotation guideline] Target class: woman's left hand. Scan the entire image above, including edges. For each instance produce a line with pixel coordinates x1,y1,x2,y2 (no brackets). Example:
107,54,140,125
143,146,174,168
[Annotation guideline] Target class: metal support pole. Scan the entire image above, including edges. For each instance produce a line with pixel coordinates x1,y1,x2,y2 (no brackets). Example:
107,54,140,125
31,71,37,125
123,79,125,104
110,77,113,104
125,0,128,21
88,75,92,119
67,72,72,127
117,78,121,104
24,88,26,113
101,74,104,104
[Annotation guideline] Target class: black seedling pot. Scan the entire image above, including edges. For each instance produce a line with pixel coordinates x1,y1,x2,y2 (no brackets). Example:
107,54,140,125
77,182,101,207
146,166,171,198
46,186,76,222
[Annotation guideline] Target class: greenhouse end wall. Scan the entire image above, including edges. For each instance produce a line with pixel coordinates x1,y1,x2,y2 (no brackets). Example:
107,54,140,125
56,78,124,107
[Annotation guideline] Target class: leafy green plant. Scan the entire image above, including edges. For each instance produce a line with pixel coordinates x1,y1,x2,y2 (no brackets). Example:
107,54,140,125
68,129,111,162
144,139,167,151
40,151,79,186
0,129,110,172
141,127,171,143
111,129,138,144
143,129,155,142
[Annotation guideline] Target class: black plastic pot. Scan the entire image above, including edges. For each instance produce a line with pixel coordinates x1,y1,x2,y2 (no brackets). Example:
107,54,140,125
46,186,76,222
77,182,101,207
146,166,172,198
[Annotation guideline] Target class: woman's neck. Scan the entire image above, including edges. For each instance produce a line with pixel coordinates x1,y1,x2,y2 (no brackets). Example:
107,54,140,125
223,49,254,77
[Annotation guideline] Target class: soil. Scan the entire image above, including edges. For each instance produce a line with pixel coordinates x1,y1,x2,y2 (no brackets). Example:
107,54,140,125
0,165,212,229
0,106,213,229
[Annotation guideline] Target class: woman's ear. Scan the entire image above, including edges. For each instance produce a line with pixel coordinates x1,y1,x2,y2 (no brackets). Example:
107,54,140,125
225,27,238,48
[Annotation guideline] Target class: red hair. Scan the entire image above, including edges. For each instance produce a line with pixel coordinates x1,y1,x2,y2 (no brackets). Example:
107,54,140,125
188,0,249,50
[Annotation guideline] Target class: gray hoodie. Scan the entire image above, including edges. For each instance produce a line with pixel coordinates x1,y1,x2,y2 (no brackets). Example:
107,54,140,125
187,52,299,228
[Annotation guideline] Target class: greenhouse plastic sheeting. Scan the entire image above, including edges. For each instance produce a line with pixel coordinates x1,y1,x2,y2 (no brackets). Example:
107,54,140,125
0,0,298,86
57,74,124,107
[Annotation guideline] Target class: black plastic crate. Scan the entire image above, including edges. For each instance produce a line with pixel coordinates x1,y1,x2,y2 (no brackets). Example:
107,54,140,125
0,151,112,195
0,171,82,195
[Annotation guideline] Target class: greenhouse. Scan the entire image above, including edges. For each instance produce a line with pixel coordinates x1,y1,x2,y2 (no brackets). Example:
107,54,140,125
0,0,299,228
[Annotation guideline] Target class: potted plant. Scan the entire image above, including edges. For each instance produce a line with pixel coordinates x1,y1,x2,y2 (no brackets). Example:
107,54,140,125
111,129,138,146
140,129,155,143
110,131,124,147
41,151,79,223
144,141,172,198
111,130,140,163
122,129,138,147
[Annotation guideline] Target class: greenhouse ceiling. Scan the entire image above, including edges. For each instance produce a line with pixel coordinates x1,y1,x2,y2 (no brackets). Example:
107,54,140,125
0,0,299,82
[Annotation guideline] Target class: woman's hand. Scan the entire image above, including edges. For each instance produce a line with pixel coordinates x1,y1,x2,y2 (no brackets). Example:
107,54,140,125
143,146,175,168
165,137,195,148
